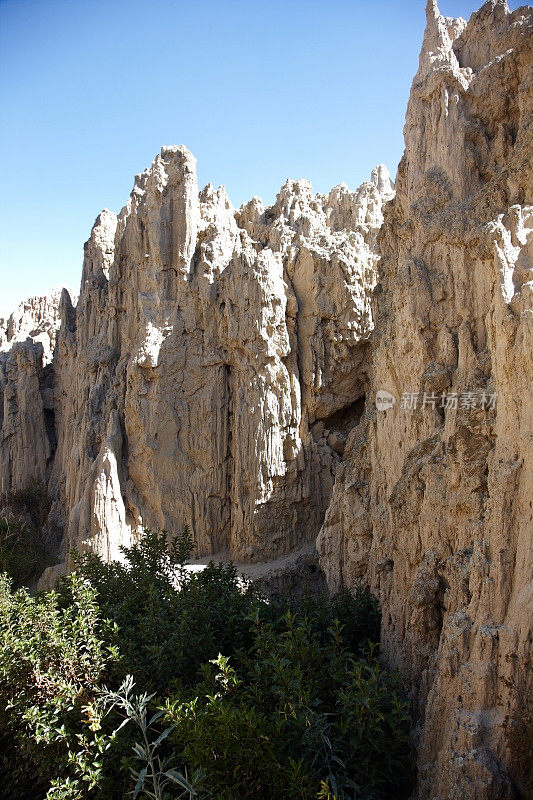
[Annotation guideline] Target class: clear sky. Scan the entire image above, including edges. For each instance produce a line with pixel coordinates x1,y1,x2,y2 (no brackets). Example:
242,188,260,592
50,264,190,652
0,0,523,318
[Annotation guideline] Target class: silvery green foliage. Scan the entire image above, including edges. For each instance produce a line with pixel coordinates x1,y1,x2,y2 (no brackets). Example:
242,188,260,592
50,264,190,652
97,675,201,800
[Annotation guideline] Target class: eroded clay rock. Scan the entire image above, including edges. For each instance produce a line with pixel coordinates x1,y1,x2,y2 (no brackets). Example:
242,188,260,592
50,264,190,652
0,289,71,492
2,5,530,798
39,145,392,565
318,2,533,797
0,288,68,364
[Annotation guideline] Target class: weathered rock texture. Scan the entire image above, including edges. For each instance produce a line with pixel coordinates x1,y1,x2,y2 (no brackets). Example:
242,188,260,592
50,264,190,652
0,289,69,493
1,155,393,564
1,1,532,797
318,2,533,797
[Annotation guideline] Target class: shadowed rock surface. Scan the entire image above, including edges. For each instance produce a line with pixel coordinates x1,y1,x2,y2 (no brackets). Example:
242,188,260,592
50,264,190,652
318,2,533,797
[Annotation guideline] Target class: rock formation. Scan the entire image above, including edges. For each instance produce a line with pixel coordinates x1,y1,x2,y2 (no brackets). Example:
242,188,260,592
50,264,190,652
2,151,393,563
318,1,533,797
1,1,531,797
0,289,69,494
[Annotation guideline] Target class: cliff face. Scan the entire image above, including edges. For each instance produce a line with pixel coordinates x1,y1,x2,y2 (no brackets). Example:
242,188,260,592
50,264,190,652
1,1,532,797
318,1,533,797
1,152,392,563
0,289,69,494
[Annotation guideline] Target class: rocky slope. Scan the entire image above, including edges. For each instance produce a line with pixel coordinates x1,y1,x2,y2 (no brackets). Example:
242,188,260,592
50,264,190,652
1,1,531,798
318,1,533,797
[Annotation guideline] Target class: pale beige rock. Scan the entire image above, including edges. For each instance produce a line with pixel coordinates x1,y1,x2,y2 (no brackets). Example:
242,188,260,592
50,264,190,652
35,145,391,566
0,289,70,492
318,2,533,797
0,340,51,492
0,288,69,364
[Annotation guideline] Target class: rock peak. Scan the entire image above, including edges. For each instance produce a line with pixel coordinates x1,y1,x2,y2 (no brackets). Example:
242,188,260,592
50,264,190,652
370,164,394,198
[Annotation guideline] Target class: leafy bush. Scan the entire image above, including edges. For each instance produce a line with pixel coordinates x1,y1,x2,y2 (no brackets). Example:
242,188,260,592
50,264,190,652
96,675,200,800
0,529,412,800
1,480,53,527
71,529,267,692
0,572,119,798
0,481,55,587
0,516,52,588
165,618,410,799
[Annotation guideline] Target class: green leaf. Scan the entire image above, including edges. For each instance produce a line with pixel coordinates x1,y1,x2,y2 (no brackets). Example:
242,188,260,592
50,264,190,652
133,766,147,797
148,709,164,727
132,742,148,759
152,724,176,748
163,769,196,794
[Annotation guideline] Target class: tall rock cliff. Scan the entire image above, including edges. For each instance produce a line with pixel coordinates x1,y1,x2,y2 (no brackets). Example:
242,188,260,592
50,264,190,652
318,1,533,797
1,152,393,563
0,289,70,494
1,1,531,798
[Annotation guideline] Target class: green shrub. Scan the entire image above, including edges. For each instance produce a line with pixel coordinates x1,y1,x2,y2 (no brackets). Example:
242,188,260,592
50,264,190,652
0,516,52,588
96,674,201,800
164,618,410,799
0,529,412,800
1,480,53,527
71,529,268,692
0,481,55,587
0,572,119,798
264,584,381,654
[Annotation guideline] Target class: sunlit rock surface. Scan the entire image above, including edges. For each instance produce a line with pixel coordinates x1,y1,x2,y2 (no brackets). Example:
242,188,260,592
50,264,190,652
2,147,392,564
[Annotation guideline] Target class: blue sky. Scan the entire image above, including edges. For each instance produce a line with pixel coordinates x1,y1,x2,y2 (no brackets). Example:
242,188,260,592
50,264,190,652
0,0,523,317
